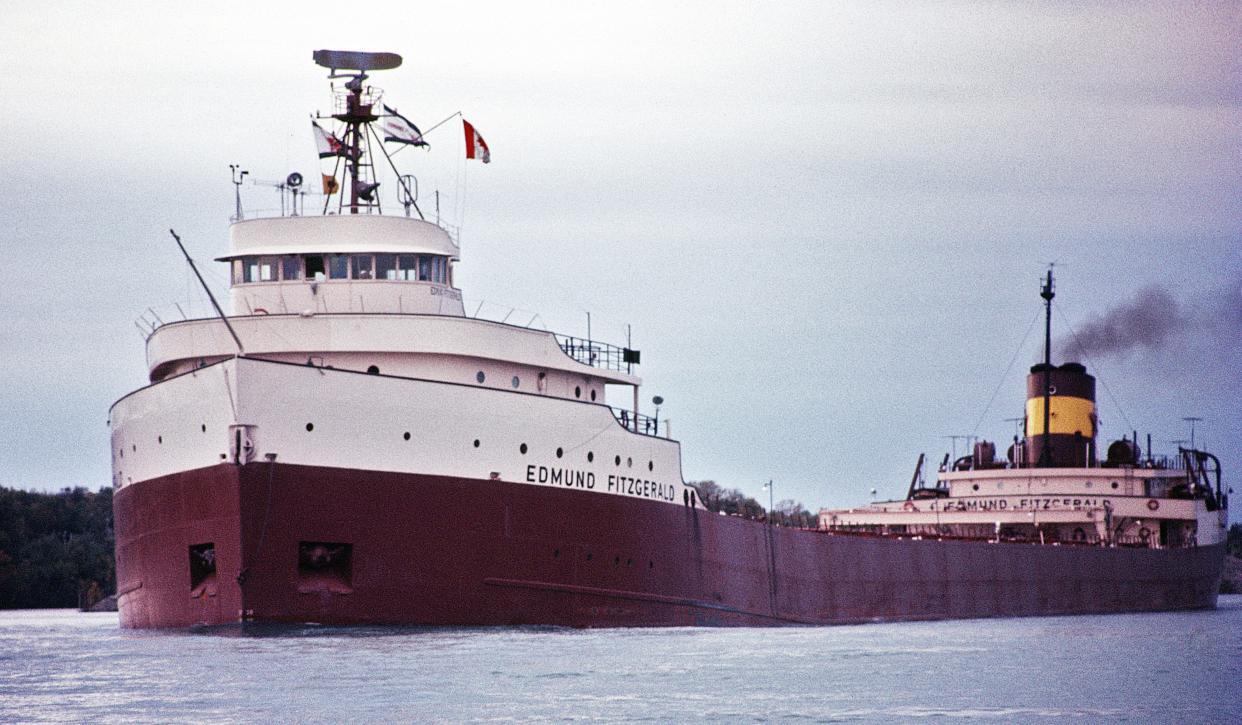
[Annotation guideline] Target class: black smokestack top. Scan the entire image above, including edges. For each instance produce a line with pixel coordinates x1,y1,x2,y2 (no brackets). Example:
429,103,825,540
1062,286,1186,359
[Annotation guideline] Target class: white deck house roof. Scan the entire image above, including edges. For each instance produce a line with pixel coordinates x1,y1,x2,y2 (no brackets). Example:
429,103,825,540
216,215,458,261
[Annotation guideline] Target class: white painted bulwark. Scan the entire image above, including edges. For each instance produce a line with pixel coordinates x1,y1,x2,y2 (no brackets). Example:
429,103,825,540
145,314,640,389
112,357,691,508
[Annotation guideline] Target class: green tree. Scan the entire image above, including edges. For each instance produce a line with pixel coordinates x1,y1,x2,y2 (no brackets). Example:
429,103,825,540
0,486,114,609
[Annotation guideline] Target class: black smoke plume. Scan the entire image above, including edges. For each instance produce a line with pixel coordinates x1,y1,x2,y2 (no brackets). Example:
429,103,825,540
1061,286,1186,360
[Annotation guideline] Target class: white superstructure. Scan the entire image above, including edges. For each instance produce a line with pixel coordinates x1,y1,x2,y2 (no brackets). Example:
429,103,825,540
110,51,698,513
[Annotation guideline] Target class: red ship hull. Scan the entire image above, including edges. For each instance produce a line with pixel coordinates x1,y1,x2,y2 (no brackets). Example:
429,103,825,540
114,463,1225,628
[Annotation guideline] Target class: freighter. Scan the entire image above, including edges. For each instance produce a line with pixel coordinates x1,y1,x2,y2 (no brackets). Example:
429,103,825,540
110,51,1228,628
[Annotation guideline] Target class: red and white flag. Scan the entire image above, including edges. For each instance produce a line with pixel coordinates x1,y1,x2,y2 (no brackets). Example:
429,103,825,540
463,119,490,163
312,120,355,159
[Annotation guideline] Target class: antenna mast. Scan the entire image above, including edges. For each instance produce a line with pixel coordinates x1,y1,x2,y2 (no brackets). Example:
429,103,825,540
1039,268,1055,466
229,164,248,221
169,230,245,356
312,50,402,215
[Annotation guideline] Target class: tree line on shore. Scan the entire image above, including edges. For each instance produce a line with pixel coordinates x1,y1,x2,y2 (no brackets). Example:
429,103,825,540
688,480,817,528
0,486,114,609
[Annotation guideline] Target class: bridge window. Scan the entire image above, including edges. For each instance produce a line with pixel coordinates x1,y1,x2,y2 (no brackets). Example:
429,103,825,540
327,254,348,279
244,256,279,283
418,255,432,281
281,256,301,281
232,260,243,284
305,255,326,281
397,255,417,280
376,254,397,280
350,255,373,280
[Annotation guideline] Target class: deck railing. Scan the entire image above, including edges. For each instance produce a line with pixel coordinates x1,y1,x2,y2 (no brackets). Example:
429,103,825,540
555,335,638,372
609,406,663,437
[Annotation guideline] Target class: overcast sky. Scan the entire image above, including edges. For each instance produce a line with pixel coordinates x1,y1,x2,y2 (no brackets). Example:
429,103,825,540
1,1,1238,523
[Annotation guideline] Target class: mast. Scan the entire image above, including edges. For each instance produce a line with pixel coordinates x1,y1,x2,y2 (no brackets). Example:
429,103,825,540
312,50,402,214
1039,268,1054,466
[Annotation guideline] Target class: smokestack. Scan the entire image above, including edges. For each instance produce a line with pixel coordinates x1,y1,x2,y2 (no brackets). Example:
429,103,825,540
1024,362,1097,468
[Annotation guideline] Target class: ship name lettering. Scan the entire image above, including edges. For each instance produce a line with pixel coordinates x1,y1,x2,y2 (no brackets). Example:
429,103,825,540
526,464,595,490
1016,497,1104,510
607,474,675,502
944,499,1009,512
940,496,1113,512
429,287,462,300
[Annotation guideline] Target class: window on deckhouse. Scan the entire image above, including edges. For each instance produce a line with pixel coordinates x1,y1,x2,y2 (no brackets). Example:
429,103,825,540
375,254,397,280
397,254,417,280
350,255,373,280
281,256,301,281
304,255,326,281
243,257,278,283
327,254,348,279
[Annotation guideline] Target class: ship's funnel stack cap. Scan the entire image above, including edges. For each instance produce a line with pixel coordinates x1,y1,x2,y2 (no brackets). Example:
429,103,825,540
1025,362,1096,467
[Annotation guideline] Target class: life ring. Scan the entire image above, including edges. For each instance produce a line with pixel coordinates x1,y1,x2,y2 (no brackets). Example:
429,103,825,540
902,501,917,512
1138,527,1151,541
1146,499,1159,511
253,308,269,315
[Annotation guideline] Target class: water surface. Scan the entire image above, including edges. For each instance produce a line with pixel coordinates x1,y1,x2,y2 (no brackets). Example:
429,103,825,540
2,597,1240,722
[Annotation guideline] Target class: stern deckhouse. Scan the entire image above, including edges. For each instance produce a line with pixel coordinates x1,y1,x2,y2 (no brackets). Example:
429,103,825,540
820,270,1228,552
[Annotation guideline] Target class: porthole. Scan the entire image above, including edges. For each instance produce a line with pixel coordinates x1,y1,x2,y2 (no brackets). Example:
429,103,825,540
476,371,486,384
1085,481,1093,488
556,447,563,459
626,558,632,566
626,457,632,468
553,549,560,558
614,455,621,466
511,376,520,389
590,390,597,401
647,461,653,471
648,561,654,569
520,443,528,454
1111,481,1119,489
201,424,206,433
972,484,979,491
306,423,314,432
118,448,123,458
132,444,136,452
614,556,620,565
473,439,480,448
403,431,411,441
574,386,582,398
367,365,380,375
158,436,163,444
587,451,594,462
586,552,593,561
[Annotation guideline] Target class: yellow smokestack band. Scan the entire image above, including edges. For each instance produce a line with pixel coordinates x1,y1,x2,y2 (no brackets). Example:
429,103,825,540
1026,396,1095,437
